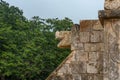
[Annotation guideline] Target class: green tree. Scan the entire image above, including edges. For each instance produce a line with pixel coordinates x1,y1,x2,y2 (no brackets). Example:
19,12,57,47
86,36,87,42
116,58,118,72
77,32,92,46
0,0,73,80
28,16,73,79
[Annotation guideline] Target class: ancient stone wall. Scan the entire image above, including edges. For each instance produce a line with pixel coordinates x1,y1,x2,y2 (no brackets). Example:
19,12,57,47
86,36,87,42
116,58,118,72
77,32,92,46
46,0,120,80
46,20,104,80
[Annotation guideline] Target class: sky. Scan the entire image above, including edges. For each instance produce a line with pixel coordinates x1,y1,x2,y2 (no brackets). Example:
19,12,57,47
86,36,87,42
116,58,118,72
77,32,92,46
4,0,104,23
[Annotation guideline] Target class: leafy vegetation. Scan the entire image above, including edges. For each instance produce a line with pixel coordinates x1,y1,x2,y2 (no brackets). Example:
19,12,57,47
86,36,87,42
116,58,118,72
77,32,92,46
0,0,73,80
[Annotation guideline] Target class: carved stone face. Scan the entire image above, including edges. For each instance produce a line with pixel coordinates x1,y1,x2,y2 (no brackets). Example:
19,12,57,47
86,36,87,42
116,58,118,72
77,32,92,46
105,0,120,10
55,31,64,40
55,31,71,48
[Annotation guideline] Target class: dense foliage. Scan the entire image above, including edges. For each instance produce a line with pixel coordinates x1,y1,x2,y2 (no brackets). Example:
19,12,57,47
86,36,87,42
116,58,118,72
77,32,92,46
0,0,73,80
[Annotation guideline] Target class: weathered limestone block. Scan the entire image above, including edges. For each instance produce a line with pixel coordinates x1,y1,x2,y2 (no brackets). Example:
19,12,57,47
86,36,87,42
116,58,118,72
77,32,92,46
93,20,103,31
87,61,103,74
58,64,71,74
79,74,103,80
87,62,103,74
55,31,71,48
80,32,90,42
91,31,104,42
65,52,75,64
89,52,99,62
85,43,104,52
84,43,92,51
87,52,103,73
94,74,103,80
48,75,64,80
87,62,98,73
74,50,88,61
80,20,92,32
87,74,94,80
80,20,103,32
71,42,84,51
65,50,88,64
71,34,81,51
50,74,73,80
63,74,73,80
81,74,89,80
103,74,109,80
72,74,81,80
104,0,120,10
70,61,87,74
71,24,84,50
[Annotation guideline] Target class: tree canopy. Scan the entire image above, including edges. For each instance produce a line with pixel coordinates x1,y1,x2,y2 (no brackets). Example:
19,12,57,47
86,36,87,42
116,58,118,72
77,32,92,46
0,0,73,80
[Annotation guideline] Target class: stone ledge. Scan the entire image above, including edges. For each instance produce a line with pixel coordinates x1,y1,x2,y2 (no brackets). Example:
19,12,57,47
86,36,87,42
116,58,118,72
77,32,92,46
99,10,120,25
99,10,120,19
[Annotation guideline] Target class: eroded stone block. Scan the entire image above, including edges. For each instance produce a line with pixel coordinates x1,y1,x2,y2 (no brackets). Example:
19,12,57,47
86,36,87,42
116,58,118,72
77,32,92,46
88,74,94,80
72,74,81,80
70,61,87,74
87,62,98,73
80,32,90,42
93,21,103,31
80,20,103,32
94,74,103,80
74,50,88,61
105,0,120,10
80,20,92,32
71,42,84,51
58,64,71,74
65,52,76,64
89,52,99,62
85,43,104,52
87,52,103,73
81,74,89,80
63,74,73,80
91,31,104,42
